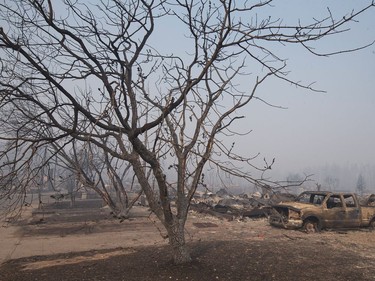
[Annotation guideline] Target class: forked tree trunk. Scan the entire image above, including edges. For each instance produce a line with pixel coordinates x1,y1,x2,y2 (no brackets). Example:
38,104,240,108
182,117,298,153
166,219,192,264
130,155,192,263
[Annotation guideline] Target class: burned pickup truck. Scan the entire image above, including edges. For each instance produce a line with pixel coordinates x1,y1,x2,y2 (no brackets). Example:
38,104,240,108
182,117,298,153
269,191,375,233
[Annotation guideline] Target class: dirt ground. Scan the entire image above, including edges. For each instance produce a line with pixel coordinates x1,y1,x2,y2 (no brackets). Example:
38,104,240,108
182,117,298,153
1,199,374,281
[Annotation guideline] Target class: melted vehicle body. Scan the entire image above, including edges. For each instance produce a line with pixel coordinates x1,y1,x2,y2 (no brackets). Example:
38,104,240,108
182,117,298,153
269,191,375,232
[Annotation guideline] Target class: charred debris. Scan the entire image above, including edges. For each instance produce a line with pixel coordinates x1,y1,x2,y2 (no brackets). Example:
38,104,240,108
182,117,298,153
188,189,296,221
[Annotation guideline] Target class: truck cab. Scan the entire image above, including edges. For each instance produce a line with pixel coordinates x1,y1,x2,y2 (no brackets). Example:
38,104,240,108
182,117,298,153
321,193,360,228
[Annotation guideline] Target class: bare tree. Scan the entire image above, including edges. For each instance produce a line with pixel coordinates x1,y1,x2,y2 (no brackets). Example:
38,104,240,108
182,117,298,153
0,0,374,263
51,139,142,218
356,174,366,196
324,175,339,191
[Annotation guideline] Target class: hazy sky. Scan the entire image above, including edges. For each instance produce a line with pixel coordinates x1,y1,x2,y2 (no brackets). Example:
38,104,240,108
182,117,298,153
109,1,375,187
31,1,375,189
145,1,375,190
150,1,375,177
228,1,375,183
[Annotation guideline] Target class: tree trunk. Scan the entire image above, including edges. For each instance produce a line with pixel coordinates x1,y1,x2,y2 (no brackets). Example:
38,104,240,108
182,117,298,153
131,157,191,263
166,219,192,264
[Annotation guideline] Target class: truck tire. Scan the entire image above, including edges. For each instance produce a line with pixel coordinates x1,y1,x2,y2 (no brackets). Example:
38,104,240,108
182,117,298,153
303,219,320,233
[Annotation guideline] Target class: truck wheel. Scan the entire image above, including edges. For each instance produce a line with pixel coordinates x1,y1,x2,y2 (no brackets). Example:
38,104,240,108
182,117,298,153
303,219,320,234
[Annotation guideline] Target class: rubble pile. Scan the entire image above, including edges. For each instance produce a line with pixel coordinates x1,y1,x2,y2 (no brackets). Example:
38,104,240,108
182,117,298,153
190,188,296,221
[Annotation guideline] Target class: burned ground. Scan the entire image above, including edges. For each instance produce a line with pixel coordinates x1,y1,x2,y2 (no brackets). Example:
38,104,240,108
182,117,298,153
1,199,374,281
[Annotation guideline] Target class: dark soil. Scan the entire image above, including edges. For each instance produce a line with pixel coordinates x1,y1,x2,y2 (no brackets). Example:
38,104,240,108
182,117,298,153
1,238,374,281
1,199,374,281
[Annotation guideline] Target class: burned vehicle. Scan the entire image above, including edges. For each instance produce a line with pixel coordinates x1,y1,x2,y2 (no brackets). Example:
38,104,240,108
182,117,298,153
269,191,375,233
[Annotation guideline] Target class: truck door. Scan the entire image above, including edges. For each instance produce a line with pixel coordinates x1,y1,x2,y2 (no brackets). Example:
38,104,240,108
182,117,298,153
323,195,346,228
342,195,361,228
